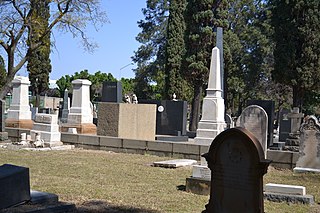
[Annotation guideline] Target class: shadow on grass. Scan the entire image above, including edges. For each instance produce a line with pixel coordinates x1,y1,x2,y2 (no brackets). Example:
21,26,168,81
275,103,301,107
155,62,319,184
176,185,186,191
75,200,160,213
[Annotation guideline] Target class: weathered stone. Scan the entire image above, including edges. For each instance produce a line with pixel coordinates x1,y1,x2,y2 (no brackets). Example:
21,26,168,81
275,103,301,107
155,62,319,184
202,127,270,213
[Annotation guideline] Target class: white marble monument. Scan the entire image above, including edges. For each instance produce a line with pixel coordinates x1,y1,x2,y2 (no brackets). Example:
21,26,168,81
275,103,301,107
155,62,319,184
6,76,33,129
194,47,226,145
61,79,96,134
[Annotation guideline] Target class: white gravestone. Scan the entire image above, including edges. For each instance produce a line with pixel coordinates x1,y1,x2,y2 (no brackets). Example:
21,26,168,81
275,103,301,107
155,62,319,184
194,47,226,145
30,113,62,147
294,115,320,173
7,76,31,120
67,79,93,124
236,105,268,158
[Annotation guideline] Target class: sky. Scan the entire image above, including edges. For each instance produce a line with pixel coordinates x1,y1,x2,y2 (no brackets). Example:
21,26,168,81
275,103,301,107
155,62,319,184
48,0,146,80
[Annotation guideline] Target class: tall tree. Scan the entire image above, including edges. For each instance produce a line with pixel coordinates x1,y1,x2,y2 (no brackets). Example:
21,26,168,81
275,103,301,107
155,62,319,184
183,0,217,131
164,0,190,100
27,0,51,107
270,0,320,108
0,0,107,98
132,0,169,99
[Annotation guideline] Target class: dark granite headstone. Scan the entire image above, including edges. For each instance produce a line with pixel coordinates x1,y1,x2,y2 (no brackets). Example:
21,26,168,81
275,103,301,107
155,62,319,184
202,127,270,213
0,164,31,209
0,100,5,132
279,109,291,142
247,100,275,147
139,100,187,136
101,82,122,103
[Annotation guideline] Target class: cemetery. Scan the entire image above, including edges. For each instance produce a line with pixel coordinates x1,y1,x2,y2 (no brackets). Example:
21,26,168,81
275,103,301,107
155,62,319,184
0,45,319,212
0,1,319,212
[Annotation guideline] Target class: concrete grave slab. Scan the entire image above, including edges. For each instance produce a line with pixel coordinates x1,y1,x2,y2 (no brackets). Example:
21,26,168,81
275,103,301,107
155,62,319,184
153,159,197,168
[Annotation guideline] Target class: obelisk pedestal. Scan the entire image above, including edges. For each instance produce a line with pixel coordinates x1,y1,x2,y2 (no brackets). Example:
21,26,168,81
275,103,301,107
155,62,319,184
5,77,33,129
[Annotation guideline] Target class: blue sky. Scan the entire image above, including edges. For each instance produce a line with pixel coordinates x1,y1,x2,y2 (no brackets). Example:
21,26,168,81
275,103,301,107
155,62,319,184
49,0,146,80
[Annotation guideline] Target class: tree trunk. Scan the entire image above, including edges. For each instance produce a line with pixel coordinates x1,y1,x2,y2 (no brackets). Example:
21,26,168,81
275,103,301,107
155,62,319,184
189,83,202,131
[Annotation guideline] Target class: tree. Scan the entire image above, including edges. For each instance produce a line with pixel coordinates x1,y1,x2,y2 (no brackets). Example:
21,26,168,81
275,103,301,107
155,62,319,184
270,0,320,108
27,0,51,107
164,0,190,100
0,55,5,89
183,0,217,131
0,0,108,98
132,0,169,100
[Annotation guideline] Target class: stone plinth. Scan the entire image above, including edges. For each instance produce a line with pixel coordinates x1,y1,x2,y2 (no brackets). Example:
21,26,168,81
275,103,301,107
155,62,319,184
6,76,33,129
0,164,30,210
62,79,96,135
97,103,156,141
194,47,226,145
31,113,62,147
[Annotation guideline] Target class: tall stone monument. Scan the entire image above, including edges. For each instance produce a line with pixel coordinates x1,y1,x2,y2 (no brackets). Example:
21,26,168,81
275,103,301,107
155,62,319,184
60,89,69,123
5,76,33,129
194,47,226,145
61,79,96,134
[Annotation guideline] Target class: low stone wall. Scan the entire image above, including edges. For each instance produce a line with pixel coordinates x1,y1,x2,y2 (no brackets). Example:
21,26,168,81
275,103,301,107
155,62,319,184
4,127,299,168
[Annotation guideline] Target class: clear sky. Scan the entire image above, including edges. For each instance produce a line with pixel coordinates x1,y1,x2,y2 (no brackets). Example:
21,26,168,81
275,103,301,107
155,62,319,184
49,0,146,80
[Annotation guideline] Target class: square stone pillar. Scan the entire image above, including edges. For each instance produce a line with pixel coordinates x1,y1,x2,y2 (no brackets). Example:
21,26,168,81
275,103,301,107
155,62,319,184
5,76,33,129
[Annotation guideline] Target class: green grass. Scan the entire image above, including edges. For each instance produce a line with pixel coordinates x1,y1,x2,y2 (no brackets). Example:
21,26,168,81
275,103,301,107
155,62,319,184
0,148,319,213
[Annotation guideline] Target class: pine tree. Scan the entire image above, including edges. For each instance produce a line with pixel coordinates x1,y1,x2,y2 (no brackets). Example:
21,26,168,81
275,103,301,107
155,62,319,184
164,0,190,100
183,0,216,131
27,0,51,107
270,0,320,108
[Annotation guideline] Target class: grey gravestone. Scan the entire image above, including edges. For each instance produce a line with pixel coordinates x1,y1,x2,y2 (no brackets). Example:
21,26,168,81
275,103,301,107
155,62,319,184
202,127,270,213
237,105,268,157
279,109,291,142
247,100,275,147
225,114,233,129
139,100,187,136
101,81,122,103
0,100,4,132
61,89,69,123
0,164,31,209
294,116,320,173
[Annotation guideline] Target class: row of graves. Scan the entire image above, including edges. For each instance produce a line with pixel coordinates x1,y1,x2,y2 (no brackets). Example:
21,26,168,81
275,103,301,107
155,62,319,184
0,47,319,211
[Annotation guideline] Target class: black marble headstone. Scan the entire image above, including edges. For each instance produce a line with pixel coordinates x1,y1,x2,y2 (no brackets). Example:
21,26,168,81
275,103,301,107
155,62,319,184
101,82,122,103
279,109,291,142
139,100,187,136
0,100,4,132
0,164,31,209
247,100,275,147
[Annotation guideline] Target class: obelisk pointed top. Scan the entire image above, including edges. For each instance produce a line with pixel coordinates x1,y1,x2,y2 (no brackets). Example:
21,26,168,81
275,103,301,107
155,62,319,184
207,47,222,97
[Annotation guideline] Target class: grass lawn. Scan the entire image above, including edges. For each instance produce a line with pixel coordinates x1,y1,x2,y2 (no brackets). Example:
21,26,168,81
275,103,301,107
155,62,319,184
0,148,319,213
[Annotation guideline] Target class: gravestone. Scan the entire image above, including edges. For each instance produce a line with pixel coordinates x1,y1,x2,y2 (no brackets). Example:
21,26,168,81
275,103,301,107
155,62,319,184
236,105,268,157
286,107,304,149
60,89,69,123
61,79,96,134
294,115,320,173
194,47,226,145
247,100,275,147
202,127,270,213
0,164,30,209
225,114,233,129
5,76,33,129
30,113,62,147
101,81,122,103
279,108,291,142
0,100,5,132
139,100,187,136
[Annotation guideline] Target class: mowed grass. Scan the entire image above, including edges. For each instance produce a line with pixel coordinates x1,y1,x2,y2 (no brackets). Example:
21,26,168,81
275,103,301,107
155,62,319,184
0,148,319,213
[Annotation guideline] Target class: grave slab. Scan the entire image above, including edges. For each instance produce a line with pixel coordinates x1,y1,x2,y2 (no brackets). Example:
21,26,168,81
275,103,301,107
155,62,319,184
265,183,305,195
153,159,197,168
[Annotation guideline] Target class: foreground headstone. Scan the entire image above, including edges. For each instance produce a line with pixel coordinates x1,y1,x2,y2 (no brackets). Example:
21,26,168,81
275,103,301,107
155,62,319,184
0,164,30,209
194,47,226,145
61,79,96,134
294,115,320,173
5,76,33,129
202,127,270,213
236,105,268,157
